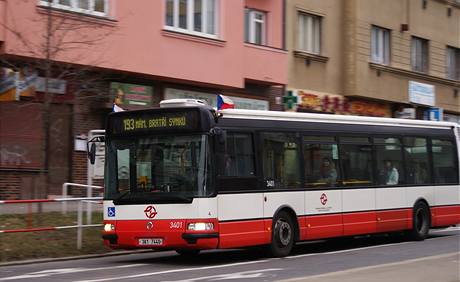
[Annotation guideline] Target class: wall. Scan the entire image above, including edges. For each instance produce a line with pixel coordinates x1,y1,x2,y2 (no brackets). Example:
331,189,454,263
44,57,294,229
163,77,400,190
286,0,345,96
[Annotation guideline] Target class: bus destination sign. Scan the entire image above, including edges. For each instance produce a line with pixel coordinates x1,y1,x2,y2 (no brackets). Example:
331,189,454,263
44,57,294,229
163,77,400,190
110,110,201,135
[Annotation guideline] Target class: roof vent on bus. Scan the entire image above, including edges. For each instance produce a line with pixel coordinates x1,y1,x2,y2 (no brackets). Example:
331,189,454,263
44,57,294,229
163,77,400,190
159,99,209,108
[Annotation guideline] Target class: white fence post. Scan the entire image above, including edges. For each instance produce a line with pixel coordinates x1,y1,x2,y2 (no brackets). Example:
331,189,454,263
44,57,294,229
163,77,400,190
77,200,83,250
87,129,105,225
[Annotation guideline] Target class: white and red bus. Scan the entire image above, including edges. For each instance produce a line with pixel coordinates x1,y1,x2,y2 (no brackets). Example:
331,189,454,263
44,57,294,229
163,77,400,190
99,99,460,257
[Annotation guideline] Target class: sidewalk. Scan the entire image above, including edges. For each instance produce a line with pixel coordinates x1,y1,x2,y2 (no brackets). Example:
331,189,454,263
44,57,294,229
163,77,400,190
281,252,460,282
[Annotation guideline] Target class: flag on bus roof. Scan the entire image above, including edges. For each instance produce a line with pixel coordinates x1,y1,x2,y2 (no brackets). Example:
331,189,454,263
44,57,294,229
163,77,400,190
112,103,125,112
217,94,234,110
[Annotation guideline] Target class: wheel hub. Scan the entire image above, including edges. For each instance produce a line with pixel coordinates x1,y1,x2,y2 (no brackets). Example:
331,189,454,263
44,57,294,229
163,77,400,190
277,220,292,246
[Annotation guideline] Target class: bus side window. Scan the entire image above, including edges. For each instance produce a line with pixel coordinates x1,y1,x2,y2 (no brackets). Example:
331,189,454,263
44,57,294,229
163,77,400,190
432,139,458,184
303,136,339,188
339,137,373,187
374,137,403,185
404,137,431,185
261,132,301,189
217,132,257,191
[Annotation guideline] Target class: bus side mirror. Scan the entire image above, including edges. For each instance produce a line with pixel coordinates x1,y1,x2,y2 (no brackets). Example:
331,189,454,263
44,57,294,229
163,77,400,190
87,135,105,165
88,143,96,165
211,128,227,145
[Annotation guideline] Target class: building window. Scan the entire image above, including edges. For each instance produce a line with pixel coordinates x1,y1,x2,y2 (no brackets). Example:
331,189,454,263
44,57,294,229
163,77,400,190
411,37,429,73
371,26,390,65
39,0,108,17
165,0,218,38
298,12,321,55
245,8,266,45
447,46,460,80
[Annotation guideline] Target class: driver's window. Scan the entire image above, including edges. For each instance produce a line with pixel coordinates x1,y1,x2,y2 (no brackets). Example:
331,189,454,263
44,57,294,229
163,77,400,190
117,149,130,193
136,146,152,191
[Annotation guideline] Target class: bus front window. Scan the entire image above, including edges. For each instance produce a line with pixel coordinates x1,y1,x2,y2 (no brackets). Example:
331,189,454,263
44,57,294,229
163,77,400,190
105,134,211,202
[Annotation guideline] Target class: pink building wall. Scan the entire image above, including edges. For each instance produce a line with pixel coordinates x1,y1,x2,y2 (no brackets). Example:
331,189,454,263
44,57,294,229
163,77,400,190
1,0,287,88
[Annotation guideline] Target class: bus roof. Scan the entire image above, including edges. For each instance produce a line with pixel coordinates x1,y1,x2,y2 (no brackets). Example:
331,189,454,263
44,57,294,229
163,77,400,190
219,109,458,130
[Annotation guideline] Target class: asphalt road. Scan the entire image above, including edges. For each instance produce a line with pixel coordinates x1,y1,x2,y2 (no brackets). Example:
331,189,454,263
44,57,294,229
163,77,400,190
0,227,459,282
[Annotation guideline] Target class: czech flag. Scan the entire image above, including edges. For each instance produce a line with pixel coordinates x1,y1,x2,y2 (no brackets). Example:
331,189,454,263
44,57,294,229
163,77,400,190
112,103,125,112
217,94,235,110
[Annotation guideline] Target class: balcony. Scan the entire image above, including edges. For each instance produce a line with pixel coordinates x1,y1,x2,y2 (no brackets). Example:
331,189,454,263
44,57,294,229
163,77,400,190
243,43,288,85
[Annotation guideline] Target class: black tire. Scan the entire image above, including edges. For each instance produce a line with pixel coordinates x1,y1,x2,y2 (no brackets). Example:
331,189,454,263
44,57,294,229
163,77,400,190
409,201,431,241
268,211,295,257
175,249,200,256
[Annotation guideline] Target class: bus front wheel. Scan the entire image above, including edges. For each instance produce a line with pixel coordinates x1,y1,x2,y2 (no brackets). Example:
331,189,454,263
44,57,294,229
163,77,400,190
409,201,431,241
269,211,295,257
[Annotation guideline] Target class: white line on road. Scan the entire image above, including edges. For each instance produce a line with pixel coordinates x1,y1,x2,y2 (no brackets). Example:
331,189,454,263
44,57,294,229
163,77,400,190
161,268,283,282
0,264,148,281
75,260,273,282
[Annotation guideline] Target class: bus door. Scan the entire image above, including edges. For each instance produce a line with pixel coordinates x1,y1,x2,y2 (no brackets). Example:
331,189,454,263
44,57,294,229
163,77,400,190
216,131,266,248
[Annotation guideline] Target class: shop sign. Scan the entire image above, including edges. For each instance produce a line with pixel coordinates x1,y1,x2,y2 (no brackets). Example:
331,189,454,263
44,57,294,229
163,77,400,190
424,107,443,121
289,89,390,117
443,113,460,124
395,108,416,119
409,81,435,106
35,77,67,94
165,88,269,110
111,82,153,106
0,68,18,101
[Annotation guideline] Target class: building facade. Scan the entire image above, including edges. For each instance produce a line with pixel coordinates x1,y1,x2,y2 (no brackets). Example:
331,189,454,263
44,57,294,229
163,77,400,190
286,0,460,120
0,0,287,199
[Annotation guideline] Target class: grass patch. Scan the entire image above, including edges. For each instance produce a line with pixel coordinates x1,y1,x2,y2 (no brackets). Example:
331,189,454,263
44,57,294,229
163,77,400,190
0,212,112,262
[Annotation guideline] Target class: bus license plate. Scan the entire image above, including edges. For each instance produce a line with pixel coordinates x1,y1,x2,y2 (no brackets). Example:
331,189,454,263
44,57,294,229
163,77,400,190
138,238,163,246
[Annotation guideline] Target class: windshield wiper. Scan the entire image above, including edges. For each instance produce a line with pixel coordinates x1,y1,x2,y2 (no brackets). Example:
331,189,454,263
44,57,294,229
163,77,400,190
113,191,193,205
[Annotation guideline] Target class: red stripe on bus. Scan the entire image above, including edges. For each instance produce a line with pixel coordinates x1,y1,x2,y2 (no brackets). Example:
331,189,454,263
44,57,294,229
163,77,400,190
376,209,412,232
218,219,271,248
432,205,460,227
302,214,343,240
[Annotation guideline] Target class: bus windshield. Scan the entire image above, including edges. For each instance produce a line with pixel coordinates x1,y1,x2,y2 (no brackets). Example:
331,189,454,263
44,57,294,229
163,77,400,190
105,134,212,203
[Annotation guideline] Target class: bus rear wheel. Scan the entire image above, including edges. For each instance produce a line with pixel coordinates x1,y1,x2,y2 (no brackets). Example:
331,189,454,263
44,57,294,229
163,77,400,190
409,201,431,241
269,211,295,257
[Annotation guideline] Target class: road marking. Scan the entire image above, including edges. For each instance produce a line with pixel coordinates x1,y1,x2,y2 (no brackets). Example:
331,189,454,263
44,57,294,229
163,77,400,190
162,268,283,282
0,264,148,281
75,260,273,282
280,252,460,282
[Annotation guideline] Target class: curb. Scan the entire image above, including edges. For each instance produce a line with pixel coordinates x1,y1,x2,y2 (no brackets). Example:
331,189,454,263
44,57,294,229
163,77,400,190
0,250,155,267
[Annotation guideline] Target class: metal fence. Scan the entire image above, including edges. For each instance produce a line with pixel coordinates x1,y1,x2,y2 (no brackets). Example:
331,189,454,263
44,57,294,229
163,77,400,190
0,197,103,249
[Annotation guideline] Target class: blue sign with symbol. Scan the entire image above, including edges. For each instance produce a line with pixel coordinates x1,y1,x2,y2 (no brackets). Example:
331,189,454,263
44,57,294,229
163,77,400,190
108,207,116,217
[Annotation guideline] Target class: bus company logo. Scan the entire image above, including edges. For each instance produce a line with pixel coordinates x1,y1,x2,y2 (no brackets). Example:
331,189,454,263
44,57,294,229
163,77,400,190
144,205,157,219
320,193,328,205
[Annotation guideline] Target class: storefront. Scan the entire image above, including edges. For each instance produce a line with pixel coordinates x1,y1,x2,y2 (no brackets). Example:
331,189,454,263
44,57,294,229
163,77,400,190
285,89,391,117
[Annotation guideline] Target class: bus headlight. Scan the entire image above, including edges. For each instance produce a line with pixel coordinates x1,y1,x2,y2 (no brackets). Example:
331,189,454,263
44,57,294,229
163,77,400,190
104,223,115,232
187,222,214,231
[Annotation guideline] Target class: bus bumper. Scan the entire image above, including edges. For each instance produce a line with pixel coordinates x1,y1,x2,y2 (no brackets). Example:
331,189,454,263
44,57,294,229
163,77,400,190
102,219,219,250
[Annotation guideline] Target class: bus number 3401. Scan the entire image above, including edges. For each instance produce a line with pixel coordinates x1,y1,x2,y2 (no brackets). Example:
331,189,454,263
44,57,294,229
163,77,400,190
170,222,183,229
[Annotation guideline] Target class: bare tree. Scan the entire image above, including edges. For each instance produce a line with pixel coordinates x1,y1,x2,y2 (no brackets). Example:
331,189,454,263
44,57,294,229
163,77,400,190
0,0,115,198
